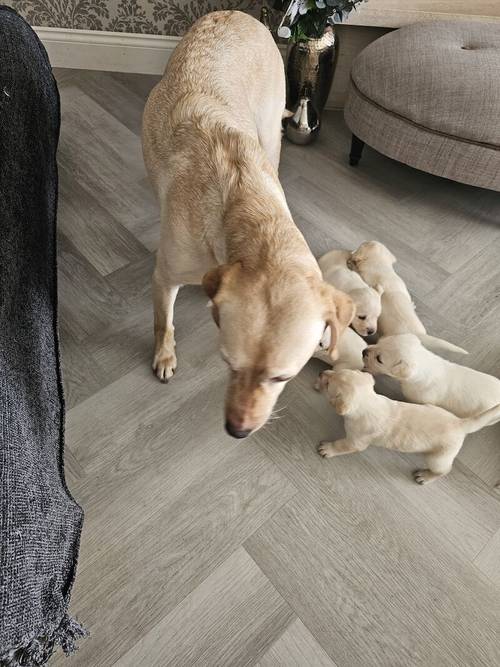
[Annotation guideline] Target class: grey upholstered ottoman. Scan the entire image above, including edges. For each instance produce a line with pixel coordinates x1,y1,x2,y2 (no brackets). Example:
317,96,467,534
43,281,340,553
344,21,500,192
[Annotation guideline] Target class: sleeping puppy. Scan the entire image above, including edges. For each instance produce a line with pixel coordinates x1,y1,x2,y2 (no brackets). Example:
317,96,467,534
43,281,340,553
363,334,500,418
314,326,367,370
349,241,467,355
319,249,382,337
317,369,500,484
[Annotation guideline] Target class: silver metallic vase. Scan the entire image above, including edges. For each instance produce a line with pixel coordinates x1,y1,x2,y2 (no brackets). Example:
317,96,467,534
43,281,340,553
285,27,338,144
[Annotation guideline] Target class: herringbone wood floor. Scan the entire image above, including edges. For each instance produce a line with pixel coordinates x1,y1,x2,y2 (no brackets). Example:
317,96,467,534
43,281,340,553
53,69,500,666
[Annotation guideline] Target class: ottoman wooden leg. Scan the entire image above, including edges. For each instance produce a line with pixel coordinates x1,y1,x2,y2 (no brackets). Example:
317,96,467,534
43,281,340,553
349,134,365,166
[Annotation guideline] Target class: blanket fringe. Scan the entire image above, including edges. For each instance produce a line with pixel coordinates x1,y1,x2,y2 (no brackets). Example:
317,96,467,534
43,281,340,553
0,615,88,666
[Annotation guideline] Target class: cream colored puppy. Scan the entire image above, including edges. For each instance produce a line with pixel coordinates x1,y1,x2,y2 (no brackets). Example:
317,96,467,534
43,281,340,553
363,334,500,418
317,369,500,484
319,249,382,337
349,241,467,355
314,326,367,370
143,12,354,438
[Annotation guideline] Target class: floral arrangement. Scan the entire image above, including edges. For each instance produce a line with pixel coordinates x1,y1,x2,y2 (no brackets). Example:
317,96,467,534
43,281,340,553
274,0,367,40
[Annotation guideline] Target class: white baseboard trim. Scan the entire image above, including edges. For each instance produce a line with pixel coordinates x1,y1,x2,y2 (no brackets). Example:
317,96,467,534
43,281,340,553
34,26,181,75
34,26,340,109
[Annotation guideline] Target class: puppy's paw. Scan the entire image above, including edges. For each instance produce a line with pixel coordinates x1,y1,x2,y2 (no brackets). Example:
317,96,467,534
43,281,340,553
413,469,440,485
318,441,336,458
152,351,177,382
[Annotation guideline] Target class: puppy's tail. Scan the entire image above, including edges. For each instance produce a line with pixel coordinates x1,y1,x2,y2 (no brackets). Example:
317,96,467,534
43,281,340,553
462,403,500,434
418,334,468,356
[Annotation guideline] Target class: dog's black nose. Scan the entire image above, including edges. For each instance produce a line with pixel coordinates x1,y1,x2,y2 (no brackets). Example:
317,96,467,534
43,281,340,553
362,348,369,358
367,329,375,336
225,420,251,439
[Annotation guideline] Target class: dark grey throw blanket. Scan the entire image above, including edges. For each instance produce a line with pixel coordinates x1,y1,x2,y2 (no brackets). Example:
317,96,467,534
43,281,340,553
0,7,86,664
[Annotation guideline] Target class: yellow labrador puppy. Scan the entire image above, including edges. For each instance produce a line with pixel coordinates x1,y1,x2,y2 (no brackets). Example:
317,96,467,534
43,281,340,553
317,369,500,484
349,241,467,355
314,326,366,371
318,249,382,337
143,11,354,438
363,334,500,418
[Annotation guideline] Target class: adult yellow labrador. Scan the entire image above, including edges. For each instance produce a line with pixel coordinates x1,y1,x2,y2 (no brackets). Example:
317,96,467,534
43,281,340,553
143,10,354,437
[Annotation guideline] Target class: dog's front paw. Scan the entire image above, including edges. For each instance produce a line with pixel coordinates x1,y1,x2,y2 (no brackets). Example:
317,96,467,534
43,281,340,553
318,441,336,458
152,351,177,382
413,469,440,485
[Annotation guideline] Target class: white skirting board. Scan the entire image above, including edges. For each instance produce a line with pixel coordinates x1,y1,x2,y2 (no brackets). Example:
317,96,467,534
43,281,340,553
34,27,180,76
34,26,343,109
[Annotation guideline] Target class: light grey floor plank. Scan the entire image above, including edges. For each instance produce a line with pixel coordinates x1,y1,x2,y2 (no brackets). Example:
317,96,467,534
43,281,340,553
474,527,500,586
256,617,337,667
57,233,128,343
69,70,157,135
245,489,500,667
427,238,500,330
59,331,106,409
58,85,159,246
56,442,296,665
114,548,294,667
58,164,149,276
51,69,500,666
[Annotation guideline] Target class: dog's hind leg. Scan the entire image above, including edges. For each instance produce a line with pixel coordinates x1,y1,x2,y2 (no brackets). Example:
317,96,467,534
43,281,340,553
414,444,461,485
152,266,179,382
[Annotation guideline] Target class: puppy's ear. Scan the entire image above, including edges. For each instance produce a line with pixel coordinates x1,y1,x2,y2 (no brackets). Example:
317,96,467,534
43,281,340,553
374,283,384,295
321,284,355,360
202,264,234,300
333,394,350,415
394,360,416,379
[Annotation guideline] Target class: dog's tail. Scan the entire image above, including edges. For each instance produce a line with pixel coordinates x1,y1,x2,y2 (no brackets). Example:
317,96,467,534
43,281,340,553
462,403,500,434
418,334,468,355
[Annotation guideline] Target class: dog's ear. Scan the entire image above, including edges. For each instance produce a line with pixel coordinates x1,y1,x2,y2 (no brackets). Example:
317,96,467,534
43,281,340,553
321,284,355,361
202,264,233,301
374,283,384,296
333,393,350,415
394,359,416,379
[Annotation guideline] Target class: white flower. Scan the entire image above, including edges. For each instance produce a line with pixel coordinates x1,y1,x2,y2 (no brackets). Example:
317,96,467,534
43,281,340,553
278,25,292,38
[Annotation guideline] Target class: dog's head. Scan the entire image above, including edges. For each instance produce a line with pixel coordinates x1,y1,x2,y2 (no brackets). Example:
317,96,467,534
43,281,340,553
317,368,375,415
362,334,421,379
350,240,396,271
203,263,354,437
349,286,382,337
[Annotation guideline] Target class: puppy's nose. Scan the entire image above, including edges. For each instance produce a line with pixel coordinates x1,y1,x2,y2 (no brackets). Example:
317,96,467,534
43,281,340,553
367,328,375,336
225,420,251,439
362,348,369,358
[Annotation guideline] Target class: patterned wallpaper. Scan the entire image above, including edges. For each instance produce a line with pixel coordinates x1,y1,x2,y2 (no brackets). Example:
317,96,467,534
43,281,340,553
9,0,262,34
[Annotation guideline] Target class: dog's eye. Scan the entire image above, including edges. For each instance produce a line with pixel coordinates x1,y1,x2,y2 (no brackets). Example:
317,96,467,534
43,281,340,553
358,315,366,320
376,354,382,364
270,376,292,383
